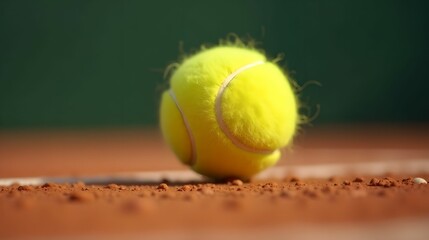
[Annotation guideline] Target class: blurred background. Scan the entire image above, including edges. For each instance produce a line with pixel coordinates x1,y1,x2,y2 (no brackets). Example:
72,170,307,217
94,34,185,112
1,0,428,130
1,0,429,178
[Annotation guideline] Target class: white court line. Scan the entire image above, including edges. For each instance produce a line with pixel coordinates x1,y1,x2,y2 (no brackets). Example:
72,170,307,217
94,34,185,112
257,158,429,179
286,148,429,152
283,148,429,157
0,158,428,186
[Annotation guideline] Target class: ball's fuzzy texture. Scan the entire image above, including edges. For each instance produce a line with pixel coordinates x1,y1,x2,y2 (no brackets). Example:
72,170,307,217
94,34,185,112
160,45,298,180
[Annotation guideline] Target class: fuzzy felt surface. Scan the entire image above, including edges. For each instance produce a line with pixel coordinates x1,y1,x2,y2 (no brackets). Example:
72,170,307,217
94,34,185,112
159,46,297,179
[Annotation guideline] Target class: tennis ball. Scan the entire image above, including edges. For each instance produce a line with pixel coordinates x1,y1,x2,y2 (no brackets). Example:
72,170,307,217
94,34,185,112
160,45,298,180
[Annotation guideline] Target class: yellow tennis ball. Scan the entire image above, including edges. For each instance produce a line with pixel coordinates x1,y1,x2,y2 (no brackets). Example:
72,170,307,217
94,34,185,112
160,45,298,180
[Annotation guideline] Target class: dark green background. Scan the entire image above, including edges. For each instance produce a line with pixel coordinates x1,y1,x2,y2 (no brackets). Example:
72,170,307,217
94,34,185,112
1,0,428,129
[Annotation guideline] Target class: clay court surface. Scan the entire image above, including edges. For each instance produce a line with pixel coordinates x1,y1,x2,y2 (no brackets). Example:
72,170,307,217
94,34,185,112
1,125,428,239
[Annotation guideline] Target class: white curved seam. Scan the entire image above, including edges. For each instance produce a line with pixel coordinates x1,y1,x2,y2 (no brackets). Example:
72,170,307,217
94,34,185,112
215,60,275,154
168,89,196,165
